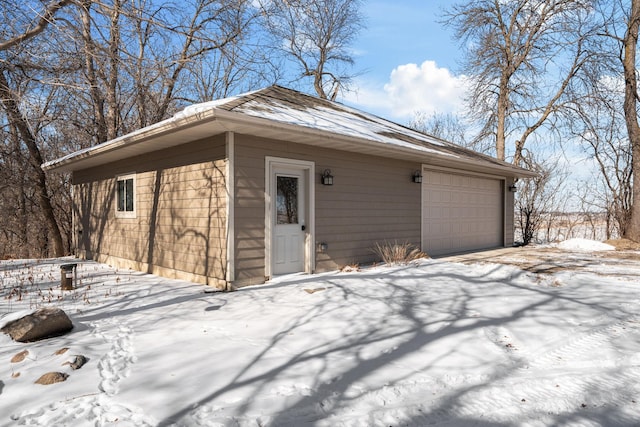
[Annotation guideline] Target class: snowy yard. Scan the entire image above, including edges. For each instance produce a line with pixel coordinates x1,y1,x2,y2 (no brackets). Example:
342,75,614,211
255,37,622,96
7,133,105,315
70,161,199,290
2,241,640,426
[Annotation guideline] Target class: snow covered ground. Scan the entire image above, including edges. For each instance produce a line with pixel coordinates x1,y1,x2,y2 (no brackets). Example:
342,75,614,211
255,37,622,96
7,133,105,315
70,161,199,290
1,240,640,426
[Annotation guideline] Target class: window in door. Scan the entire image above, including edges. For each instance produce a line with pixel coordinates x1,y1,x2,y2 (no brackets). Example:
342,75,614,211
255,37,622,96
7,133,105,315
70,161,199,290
276,176,299,224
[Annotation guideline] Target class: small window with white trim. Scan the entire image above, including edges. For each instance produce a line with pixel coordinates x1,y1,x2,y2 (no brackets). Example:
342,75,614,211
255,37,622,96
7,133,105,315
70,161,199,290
115,173,136,218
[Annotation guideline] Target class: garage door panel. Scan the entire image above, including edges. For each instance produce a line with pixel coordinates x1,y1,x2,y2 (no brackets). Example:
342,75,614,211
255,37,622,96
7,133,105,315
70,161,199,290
422,170,503,256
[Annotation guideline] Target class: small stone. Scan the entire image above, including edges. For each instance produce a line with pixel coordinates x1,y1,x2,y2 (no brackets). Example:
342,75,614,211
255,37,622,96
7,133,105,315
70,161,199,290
35,372,69,385
54,347,69,355
68,355,88,370
10,350,29,363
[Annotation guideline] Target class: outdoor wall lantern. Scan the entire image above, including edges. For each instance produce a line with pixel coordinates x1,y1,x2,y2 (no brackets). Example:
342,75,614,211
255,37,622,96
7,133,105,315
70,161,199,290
508,184,518,192
412,170,423,183
321,169,334,185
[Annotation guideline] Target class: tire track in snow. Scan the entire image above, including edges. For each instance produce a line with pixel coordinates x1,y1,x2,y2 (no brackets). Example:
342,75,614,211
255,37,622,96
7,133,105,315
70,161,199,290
341,369,640,426
470,316,640,424
483,325,529,366
445,367,640,426
523,316,638,370
482,315,639,371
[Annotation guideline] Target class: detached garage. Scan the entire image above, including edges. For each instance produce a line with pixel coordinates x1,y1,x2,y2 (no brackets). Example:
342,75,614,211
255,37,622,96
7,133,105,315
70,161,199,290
43,85,535,289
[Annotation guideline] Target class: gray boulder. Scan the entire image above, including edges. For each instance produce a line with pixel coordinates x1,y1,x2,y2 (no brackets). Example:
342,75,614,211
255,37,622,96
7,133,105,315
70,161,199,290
1,308,73,342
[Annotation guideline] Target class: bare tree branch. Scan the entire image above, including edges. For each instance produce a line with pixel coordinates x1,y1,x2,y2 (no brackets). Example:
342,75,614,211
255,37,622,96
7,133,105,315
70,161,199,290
445,0,594,164
0,0,72,51
258,0,364,99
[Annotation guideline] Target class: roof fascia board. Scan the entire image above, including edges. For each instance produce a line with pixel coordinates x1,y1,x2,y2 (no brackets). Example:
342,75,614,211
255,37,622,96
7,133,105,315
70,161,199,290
43,106,536,179
214,109,537,178
42,108,222,172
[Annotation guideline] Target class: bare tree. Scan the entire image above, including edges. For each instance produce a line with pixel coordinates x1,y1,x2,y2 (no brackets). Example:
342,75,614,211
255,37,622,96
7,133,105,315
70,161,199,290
180,1,272,102
567,0,640,242
258,0,364,100
444,0,594,165
566,73,632,238
69,0,254,145
409,111,473,150
0,0,263,258
0,0,73,257
515,152,569,245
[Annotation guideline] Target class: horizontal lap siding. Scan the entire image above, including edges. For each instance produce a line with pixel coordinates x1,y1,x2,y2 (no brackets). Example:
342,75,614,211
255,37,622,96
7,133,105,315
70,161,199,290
73,135,228,286
233,139,269,284
315,157,421,270
233,135,421,283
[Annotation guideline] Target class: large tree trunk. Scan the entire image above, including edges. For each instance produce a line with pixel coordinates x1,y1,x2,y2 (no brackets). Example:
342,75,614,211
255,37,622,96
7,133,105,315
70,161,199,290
624,0,640,241
496,74,509,162
0,70,65,256
80,0,109,144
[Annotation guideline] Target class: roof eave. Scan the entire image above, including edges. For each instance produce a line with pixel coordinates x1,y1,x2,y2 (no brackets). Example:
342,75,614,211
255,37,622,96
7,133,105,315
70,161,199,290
42,108,223,172
43,107,536,179
212,109,536,178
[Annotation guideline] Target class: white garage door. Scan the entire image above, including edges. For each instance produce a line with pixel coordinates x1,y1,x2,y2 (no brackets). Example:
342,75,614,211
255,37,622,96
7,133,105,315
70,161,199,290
422,169,503,256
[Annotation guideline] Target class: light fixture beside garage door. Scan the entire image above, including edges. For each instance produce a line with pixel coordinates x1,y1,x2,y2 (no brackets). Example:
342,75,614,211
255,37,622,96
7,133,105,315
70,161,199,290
412,170,423,183
321,169,334,185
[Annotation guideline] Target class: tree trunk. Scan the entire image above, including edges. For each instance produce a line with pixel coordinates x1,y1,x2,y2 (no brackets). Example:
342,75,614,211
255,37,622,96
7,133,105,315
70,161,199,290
106,0,121,141
496,74,509,162
624,0,640,241
80,0,108,144
0,69,65,256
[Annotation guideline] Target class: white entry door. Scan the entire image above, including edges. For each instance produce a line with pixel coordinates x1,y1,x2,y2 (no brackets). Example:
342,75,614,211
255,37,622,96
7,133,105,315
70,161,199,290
273,170,306,274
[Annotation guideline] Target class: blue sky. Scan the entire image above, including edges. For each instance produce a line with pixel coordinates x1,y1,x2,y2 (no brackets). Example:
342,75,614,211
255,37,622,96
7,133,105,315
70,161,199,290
344,1,466,124
343,2,596,193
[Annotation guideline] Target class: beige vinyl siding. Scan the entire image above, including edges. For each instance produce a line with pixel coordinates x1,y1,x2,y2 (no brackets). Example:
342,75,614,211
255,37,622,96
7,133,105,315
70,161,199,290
73,135,228,287
233,135,422,284
315,161,421,269
233,139,269,285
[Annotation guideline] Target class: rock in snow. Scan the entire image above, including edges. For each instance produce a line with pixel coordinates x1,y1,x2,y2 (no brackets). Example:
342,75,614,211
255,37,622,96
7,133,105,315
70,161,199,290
1,307,73,342
34,372,69,385
67,355,88,370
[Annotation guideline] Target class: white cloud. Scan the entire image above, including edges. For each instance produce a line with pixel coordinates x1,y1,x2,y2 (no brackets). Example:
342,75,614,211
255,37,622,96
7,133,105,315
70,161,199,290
345,60,468,121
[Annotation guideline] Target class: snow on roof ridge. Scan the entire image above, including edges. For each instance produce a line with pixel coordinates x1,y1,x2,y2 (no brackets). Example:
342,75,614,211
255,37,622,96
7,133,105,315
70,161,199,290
256,85,451,147
231,96,456,157
172,87,264,119
173,85,452,151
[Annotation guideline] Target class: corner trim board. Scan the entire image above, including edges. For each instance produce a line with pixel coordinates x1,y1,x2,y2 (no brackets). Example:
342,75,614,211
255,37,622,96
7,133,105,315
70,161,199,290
225,132,235,284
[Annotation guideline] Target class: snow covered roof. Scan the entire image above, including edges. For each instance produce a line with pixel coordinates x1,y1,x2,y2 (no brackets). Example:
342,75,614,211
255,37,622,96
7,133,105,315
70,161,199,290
43,85,534,177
